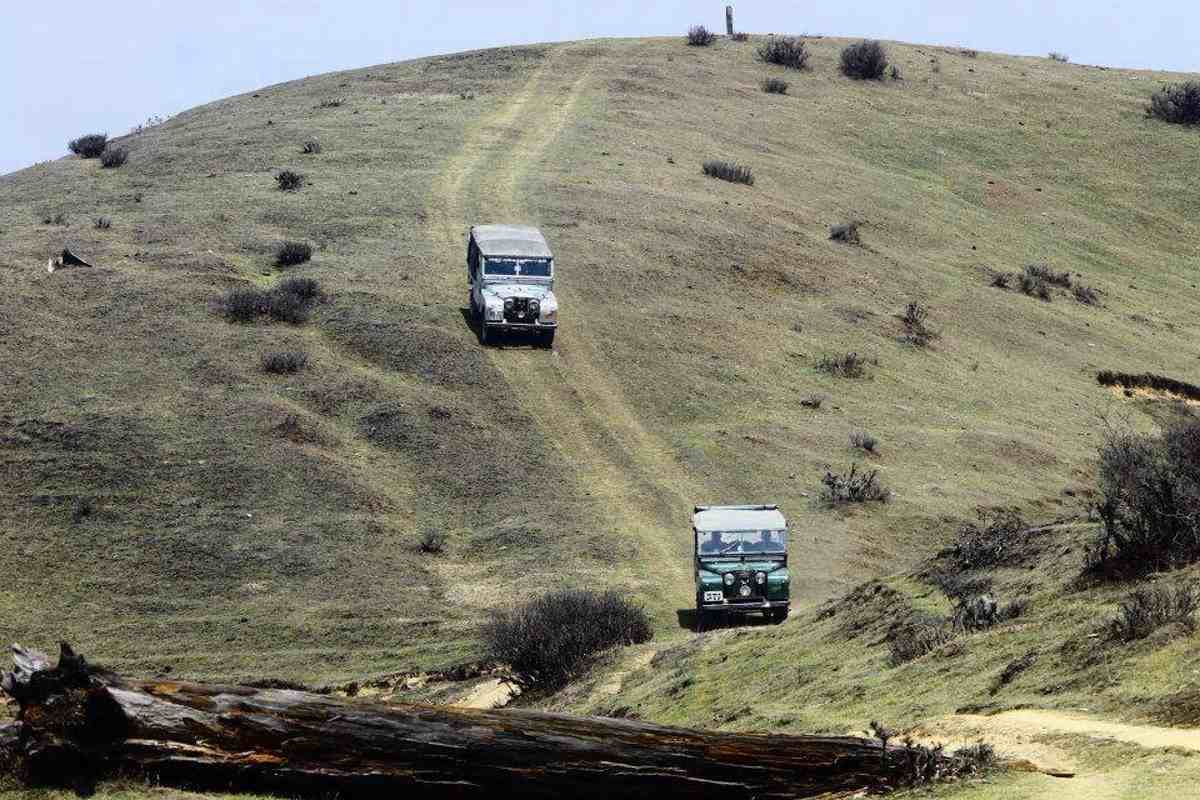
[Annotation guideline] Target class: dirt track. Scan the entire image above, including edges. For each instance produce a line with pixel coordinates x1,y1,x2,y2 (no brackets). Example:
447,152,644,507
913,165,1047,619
426,44,696,618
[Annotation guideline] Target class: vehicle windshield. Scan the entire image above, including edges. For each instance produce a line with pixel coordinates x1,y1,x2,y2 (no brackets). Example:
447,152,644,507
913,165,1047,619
484,257,552,277
696,529,787,555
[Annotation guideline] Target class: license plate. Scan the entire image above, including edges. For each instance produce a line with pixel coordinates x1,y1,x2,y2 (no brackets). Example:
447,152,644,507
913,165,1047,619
703,591,723,602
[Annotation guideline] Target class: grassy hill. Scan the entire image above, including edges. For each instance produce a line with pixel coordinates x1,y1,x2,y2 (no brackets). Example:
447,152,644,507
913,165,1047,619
2,30,1198,714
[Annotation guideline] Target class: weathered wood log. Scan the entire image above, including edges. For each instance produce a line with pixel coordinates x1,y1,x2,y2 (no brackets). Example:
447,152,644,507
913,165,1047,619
0,644,959,798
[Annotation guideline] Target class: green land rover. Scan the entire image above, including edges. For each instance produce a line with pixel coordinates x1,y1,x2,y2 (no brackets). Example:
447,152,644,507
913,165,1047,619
693,504,789,623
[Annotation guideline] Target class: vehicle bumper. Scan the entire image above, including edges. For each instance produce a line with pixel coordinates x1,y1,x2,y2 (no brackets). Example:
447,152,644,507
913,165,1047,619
699,600,789,613
483,321,557,330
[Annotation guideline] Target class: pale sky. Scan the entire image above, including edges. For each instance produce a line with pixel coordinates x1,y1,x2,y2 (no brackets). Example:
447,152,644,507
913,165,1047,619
2,1,1197,176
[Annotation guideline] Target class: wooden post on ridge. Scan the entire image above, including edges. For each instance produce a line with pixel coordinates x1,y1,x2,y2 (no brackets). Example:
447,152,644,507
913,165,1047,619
726,5,735,36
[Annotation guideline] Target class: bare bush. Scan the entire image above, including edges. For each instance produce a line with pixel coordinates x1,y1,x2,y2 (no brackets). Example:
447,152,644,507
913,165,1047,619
816,352,872,378
901,301,933,346
800,394,824,409
888,615,953,665
482,589,652,690
702,160,754,185
94,217,112,230
730,31,749,42
1097,371,1200,403
1147,82,1200,126
219,288,271,323
840,40,889,80
1090,419,1200,576
686,25,716,46
1108,583,1199,641
821,464,890,505
1073,283,1100,305
301,140,322,154
947,508,1027,569
757,36,810,70
1048,52,1069,63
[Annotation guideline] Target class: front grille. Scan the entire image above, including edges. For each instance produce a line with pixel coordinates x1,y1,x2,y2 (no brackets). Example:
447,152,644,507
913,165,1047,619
504,297,537,323
723,571,765,602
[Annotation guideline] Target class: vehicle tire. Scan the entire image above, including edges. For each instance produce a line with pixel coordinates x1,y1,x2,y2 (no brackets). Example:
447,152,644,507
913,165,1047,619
770,608,788,624
541,328,555,349
480,323,490,345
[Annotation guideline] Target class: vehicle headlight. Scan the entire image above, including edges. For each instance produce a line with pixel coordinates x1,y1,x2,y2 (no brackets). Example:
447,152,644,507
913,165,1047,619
756,571,766,585
723,573,735,586
504,298,514,310
529,299,540,315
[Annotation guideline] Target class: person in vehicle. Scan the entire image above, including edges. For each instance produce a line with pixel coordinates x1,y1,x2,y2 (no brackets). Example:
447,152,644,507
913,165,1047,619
700,531,724,554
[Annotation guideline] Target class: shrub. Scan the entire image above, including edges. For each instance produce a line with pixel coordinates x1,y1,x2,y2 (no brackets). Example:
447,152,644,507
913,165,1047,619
816,352,870,378
315,98,344,109
68,133,108,158
420,529,447,554
702,160,754,185
301,140,322,154
267,291,310,324
952,593,999,631
829,221,860,244
278,276,321,301
890,65,903,81
482,588,653,690
888,615,953,665
1090,419,1200,576
1147,82,1200,126
1108,584,1199,642
218,280,319,324
40,211,68,226
730,31,749,42
821,464,890,505
1017,271,1051,301
99,147,128,168
840,40,889,80
276,170,305,191
276,241,313,267
800,393,824,409
1024,263,1071,288
990,272,1011,289
262,350,309,374
686,25,716,46
94,217,111,230
1073,283,1100,305
757,36,810,70
850,431,877,453
961,49,979,58
1048,52,1069,63
219,288,271,323
762,77,789,94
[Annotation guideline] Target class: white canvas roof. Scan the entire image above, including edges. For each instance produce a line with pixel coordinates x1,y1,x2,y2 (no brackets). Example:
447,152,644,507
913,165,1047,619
693,505,787,532
471,224,552,259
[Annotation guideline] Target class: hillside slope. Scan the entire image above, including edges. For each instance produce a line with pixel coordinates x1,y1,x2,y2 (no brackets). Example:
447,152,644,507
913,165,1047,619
1,35,1198,685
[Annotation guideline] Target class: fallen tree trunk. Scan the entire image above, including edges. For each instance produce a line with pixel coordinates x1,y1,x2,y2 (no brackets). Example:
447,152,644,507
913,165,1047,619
1,644,960,798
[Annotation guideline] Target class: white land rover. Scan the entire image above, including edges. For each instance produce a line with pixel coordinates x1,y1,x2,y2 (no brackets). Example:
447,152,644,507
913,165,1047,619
467,224,558,346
